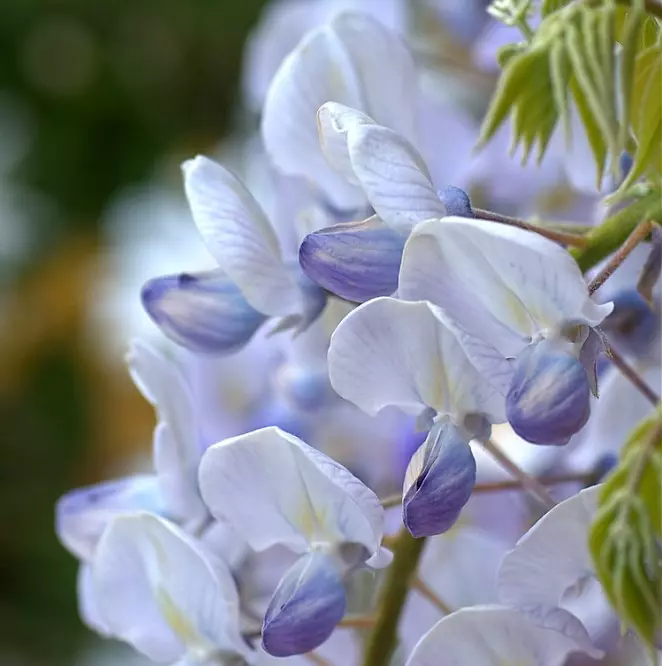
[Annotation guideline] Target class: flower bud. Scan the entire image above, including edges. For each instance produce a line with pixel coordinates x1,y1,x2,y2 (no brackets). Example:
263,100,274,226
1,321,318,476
402,421,476,538
506,339,591,445
299,217,405,303
600,289,658,359
262,550,346,657
141,270,266,354
439,186,474,217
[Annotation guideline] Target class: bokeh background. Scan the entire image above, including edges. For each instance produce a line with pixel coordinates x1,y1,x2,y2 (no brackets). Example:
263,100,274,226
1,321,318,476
0,1,541,663
0,2,268,663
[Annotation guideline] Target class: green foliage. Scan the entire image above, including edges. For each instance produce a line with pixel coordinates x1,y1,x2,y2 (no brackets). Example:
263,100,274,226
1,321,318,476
487,0,534,27
541,0,573,16
479,0,662,191
589,408,662,652
571,183,662,270
621,43,662,189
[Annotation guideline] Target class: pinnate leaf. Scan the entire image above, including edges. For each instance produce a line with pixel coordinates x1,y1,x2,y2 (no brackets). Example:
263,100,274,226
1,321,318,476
589,408,662,652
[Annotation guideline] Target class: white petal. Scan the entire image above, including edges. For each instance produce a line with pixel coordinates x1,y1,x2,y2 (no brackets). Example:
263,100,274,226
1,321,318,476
399,527,509,655
400,217,613,356
261,19,369,209
328,13,417,145
346,122,445,233
182,156,301,316
498,485,600,614
406,605,601,666
261,12,417,209
93,513,246,663
317,102,375,184
126,340,206,523
328,297,505,423
198,426,385,557
77,564,110,636
56,474,165,562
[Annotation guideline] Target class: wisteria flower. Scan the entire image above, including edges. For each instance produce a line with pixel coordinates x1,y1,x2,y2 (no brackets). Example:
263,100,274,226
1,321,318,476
399,216,614,444
198,426,391,656
406,605,602,666
497,483,656,660
56,340,241,633
92,512,251,665
142,156,326,355
328,296,505,536
305,104,612,443
261,12,419,211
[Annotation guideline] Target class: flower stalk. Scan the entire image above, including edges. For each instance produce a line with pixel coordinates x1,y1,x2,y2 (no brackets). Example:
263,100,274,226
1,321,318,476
362,531,426,666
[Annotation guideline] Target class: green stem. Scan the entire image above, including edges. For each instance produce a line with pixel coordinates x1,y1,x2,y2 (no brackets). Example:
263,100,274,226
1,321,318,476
571,190,661,271
362,531,426,666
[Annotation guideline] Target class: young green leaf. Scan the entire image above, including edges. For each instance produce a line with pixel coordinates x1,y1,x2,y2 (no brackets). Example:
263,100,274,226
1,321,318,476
620,44,662,190
589,409,662,652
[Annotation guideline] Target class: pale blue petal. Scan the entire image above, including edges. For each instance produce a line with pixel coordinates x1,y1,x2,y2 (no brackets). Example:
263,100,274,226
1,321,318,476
198,427,385,557
56,475,164,561
141,270,267,354
93,513,248,662
506,339,591,445
406,605,602,665
403,422,476,538
262,551,346,657
299,216,405,302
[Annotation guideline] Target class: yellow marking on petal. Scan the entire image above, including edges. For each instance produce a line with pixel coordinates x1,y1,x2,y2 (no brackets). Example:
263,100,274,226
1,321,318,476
504,289,535,338
157,586,204,647
296,499,334,544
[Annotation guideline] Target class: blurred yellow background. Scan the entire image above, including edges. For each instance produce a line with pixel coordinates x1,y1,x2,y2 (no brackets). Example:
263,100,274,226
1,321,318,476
0,2,268,663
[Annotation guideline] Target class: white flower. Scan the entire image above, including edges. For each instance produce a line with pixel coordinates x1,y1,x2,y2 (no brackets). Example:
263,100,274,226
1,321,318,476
198,426,389,566
328,296,505,428
142,156,326,354
198,425,390,656
261,12,419,210
92,513,250,665
405,605,602,666
327,296,505,536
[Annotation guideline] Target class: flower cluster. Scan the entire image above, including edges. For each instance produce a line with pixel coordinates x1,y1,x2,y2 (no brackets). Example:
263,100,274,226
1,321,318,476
56,4,661,666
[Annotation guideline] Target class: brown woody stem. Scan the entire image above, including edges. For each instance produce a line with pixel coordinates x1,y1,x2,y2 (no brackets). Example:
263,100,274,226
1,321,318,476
473,207,589,248
479,438,557,510
588,220,653,295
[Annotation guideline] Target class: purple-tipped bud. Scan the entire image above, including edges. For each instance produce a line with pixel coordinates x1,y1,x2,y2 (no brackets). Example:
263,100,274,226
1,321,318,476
56,475,164,561
439,186,474,217
141,270,267,354
601,289,659,358
299,217,405,303
402,421,476,538
506,339,591,445
262,551,346,657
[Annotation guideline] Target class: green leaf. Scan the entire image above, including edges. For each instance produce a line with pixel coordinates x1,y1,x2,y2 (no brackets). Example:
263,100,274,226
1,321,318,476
477,3,625,179
620,44,662,189
589,409,662,651
618,1,646,152
541,0,572,17
570,76,607,188
478,45,550,148
497,42,528,67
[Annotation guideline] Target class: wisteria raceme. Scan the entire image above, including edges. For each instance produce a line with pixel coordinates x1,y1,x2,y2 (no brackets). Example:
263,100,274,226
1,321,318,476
53,3,662,666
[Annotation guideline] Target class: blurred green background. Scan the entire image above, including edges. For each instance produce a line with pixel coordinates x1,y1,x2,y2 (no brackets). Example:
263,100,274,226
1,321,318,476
0,1,267,663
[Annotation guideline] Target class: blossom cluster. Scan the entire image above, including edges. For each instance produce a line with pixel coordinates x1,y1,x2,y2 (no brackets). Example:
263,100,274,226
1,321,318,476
56,3,661,666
